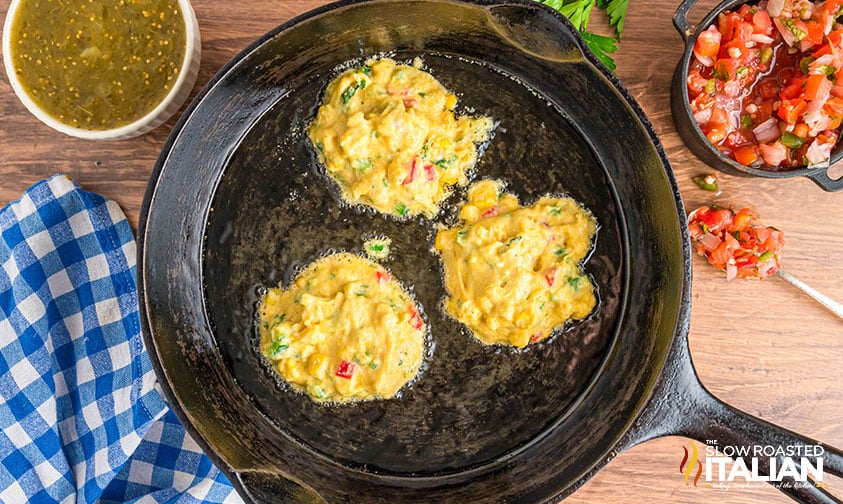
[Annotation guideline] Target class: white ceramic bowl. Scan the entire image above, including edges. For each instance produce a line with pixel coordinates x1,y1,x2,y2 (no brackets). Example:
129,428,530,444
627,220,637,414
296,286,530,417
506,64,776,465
2,0,201,140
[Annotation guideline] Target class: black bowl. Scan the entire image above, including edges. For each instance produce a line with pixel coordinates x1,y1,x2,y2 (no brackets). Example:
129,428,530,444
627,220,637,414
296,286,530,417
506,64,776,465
670,0,843,192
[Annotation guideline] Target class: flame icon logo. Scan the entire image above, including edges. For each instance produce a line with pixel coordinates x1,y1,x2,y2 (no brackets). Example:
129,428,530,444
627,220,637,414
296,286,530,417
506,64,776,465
680,443,703,486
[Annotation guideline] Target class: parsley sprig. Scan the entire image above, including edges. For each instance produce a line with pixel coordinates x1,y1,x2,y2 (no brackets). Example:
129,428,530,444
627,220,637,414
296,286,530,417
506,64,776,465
537,0,629,71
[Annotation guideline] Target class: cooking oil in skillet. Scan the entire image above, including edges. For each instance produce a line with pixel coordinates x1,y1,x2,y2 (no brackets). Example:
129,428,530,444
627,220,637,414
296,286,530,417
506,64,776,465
204,51,625,476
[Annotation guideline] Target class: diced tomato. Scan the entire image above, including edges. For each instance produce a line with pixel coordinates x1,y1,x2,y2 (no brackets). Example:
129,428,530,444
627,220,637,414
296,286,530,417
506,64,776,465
724,131,751,149
805,21,825,46
375,270,391,284
481,207,498,218
718,11,742,40
754,226,772,244
707,127,728,144
734,145,759,165
694,26,721,63
779,78,806,100
335,360,355,379
803,74,829,101
423,163,437,181
778,98,807,124
824,0,843,15
688,206,783,280
695,206,734,233
709,241,731,267
752,10,772,35
408,305,423,330
732,208,755,231
829,30,843,49
402,157,418,185
688,71,712,96
824,96,843,123
691,92,716,113
545,269,557,287
709,106,730,127
719,13,754,46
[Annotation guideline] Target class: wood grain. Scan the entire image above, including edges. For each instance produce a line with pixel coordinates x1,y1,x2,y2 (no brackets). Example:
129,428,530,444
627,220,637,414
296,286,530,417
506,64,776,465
2,0,842,502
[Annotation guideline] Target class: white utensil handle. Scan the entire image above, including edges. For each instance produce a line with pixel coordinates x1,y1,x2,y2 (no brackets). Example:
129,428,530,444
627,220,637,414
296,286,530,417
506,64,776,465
776,270,843,321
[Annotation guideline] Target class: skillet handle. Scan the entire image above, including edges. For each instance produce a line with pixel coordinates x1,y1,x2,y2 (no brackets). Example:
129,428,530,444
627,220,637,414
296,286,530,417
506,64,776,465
805,166,843,192
625,336,843,503
673,0,700,42
684,385,843,503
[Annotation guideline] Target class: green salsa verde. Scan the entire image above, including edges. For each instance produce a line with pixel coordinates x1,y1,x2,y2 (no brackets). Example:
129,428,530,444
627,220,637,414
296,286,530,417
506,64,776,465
10,0,187,130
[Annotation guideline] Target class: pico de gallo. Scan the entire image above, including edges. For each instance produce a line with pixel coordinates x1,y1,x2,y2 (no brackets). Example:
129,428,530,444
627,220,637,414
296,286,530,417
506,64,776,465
688,0,843,169
688,205,785,279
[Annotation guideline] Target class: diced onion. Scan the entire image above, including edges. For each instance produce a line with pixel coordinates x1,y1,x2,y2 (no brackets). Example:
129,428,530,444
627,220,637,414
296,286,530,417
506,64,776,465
806,138,833,166
759,142,788,165
752,118,781,143
808,54,834,74
693,107,713,124
750,33,775,44
805,78,832,115
768,0,785,17
757,257,777,277
696,55,714,66
725,262,738,281
804,108,832,136
698,232,722,252
773,17,797,46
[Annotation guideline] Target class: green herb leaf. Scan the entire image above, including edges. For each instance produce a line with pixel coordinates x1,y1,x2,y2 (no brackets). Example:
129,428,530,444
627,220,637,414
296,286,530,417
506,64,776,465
580,32,619,71
352,158,374,172
266,340,289,359
597,0,629,39
536,0,625,72
341,79,366,105
457,227,471,245
557,0,596,31
434,154,458,170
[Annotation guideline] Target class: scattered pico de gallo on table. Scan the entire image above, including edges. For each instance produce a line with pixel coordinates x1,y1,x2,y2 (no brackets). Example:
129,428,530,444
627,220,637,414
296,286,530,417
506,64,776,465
688,0,843,169
688,205,785,280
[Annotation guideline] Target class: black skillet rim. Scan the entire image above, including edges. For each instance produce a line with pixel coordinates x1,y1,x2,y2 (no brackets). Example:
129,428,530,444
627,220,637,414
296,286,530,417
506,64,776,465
137,0,693,500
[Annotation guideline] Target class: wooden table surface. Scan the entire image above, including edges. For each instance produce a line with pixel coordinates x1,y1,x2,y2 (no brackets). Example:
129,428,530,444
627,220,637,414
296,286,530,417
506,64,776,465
2,0,842,502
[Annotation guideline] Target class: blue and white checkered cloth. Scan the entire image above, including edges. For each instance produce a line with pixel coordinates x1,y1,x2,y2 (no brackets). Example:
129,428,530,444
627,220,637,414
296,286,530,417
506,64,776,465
0,175,242,503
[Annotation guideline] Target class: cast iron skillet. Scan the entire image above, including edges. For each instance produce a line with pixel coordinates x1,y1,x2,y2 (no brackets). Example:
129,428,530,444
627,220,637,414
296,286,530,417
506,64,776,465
670,0,843,192
138,0,843,501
